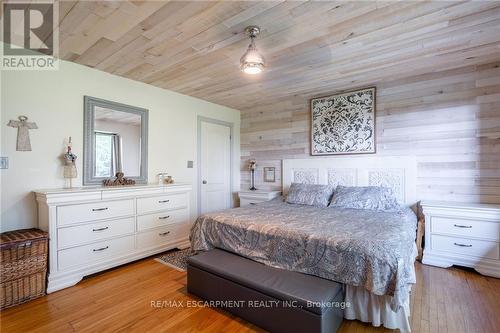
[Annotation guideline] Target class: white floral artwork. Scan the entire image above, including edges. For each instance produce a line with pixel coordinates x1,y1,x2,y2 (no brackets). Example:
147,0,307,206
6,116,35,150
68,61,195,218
311,87,375,155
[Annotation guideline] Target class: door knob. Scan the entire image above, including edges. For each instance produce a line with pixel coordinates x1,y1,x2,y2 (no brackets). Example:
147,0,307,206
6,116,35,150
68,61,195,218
202,180,207,184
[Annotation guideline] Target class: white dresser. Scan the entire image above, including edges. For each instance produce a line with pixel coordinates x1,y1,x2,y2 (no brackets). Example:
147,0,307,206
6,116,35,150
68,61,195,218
421,201,500,277
238,190,281,207
35,183,192,292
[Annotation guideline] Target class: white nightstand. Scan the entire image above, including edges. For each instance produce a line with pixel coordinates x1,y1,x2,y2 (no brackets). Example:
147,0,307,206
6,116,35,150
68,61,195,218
421,201,500,278
238,190,281,207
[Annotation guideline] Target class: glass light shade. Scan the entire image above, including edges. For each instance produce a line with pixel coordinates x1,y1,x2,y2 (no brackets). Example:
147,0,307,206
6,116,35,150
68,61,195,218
242,63,263,74
240,40,265,74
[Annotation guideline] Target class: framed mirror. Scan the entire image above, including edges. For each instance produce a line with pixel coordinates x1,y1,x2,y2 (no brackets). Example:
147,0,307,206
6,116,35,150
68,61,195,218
83,96,148,185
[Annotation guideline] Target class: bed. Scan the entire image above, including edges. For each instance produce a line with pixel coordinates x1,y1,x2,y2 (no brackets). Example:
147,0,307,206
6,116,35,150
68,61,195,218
190,156,418,332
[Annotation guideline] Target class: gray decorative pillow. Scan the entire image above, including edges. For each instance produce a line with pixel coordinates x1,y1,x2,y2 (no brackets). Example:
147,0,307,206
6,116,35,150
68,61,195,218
329,186,400,212
286,183,334,207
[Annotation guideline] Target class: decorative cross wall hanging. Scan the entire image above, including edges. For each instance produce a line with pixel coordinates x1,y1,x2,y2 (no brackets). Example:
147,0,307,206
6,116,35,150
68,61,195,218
7,115,38,151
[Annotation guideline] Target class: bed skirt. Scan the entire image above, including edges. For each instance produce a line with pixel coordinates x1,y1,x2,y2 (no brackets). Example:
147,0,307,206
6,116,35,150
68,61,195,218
344,285,411,332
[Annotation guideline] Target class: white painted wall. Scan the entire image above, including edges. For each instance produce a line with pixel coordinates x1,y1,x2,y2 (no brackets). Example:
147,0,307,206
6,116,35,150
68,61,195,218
0,59,240,232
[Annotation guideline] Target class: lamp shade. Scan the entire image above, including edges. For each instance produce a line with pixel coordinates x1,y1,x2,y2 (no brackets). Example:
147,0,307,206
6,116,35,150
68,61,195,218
240,40,265,74
240,26,265,75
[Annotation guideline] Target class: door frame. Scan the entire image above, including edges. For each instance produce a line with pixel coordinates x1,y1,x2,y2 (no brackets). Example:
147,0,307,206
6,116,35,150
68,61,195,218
197,116,234,216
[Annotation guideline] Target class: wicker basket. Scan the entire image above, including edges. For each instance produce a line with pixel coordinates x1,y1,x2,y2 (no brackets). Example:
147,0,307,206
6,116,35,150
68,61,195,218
1,228,48,309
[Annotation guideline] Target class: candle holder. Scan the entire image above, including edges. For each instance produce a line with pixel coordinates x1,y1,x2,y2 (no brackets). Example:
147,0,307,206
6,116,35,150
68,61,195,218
248,160,257,191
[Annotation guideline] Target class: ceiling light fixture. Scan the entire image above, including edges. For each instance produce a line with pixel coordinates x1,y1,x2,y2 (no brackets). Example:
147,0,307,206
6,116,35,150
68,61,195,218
240,26,265,75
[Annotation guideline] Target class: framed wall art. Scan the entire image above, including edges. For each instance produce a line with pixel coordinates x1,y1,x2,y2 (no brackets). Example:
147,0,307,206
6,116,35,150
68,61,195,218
310,87,376,155
263,167,276,182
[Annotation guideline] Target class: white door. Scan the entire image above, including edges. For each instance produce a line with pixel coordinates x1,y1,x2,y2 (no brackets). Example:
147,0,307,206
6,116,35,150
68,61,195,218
200,120,231,214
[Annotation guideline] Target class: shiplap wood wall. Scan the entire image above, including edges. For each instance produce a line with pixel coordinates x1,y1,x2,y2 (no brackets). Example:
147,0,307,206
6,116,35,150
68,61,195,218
241,62,500,204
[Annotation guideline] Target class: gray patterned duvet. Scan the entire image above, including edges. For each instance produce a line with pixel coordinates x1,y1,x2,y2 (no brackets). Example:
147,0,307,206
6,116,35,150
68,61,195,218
190,199,417,310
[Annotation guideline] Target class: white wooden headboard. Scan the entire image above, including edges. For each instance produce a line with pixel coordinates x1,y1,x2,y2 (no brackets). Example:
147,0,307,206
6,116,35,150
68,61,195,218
282,156,417,206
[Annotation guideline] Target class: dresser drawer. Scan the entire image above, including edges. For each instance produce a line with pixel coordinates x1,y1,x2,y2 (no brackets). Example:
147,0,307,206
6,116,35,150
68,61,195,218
58,235,135,270
137,193,188,215
136,222,190,250
137,209,189,232
57,199,134,226
431,216,499,241
431,234,499,260
57,217,135,249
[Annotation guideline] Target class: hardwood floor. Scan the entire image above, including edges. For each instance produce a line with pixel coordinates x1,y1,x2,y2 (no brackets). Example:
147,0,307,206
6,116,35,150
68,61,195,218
1,257,499,333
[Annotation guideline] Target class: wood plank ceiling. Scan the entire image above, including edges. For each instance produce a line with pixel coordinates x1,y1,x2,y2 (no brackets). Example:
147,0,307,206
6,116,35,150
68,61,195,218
52,1,500,111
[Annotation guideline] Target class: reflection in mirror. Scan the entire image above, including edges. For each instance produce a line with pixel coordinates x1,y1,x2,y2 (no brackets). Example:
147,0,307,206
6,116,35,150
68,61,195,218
83,96,148,185
94,107,141,178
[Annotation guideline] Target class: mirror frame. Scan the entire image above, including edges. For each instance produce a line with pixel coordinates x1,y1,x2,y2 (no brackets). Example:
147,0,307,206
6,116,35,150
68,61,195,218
83,96,148,186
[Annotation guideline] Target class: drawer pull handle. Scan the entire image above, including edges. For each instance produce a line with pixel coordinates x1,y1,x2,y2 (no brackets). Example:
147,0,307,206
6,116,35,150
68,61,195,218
92,207,108,212
93,246,109,252
454,224,472,228
158,200,170,203
159,231,171,236
158,215,170,220
454,242,472,248
92,227,109,232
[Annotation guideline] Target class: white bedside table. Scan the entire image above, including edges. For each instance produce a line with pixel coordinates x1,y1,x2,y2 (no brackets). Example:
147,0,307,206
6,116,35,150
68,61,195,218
421,201,500,278
238,190,281,207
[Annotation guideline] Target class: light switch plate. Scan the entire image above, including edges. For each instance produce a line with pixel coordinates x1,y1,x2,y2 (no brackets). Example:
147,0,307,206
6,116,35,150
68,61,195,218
187,160,193,168
0,157,8,169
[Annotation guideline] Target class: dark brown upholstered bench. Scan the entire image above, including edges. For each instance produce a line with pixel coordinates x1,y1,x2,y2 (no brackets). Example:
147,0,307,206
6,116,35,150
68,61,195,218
187,249,344,333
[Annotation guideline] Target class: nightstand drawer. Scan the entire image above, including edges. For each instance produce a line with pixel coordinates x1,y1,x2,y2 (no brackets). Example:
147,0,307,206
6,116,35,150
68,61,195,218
239,190,281,207
431,235,499,260
431,216,499,241
240,198,261,207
